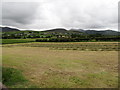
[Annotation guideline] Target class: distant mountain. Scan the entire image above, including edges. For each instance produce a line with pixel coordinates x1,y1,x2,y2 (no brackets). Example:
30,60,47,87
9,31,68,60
0,27,20,32
1,26,119,36
70,29,119,35
70,29,85,32
99,30,119,35
85,30,119,35
43,28,68,33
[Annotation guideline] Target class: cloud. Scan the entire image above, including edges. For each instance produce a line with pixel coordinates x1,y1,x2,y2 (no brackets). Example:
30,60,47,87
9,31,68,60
2,0,119,30
2,2,39,29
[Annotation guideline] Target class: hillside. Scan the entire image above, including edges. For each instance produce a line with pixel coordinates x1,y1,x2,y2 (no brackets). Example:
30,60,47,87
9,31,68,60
43,28,68,33
70,29,119,35
1,26,119,35
0,27,20,32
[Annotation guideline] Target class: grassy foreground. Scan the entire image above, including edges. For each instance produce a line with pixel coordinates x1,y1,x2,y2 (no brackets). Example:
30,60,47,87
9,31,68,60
2,42,118,88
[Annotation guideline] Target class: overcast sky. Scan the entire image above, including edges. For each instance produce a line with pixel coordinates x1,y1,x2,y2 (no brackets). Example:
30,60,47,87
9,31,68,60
1,0,119,31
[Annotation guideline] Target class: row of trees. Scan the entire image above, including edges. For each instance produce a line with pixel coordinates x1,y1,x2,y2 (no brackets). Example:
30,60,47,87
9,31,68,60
36,37,120,42
2,31,120,42
2,33,52,39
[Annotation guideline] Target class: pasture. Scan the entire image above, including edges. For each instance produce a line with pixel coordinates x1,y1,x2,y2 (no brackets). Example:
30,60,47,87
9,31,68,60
2,39,35,44
2,42,118,88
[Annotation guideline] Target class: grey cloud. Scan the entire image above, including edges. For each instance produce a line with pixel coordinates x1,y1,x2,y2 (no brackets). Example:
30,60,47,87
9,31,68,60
34,0,118,30
2,2,39,27
2,0,119,30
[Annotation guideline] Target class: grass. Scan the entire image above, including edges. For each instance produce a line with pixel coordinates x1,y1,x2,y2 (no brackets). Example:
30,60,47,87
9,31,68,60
2,67,27,86
2,39,35,44
3,42,119,51
2,42,118,88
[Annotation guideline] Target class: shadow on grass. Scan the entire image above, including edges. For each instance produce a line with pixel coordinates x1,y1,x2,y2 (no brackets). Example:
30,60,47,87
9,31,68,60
2,67,27,86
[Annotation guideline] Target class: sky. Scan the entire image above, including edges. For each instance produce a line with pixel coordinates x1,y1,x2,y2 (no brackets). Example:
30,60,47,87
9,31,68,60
1,0,119,31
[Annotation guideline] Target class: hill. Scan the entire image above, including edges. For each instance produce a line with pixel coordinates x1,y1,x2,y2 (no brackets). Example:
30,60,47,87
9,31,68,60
1,26,119,35
70,29,119,35
43,28,68,33
0,27,20,32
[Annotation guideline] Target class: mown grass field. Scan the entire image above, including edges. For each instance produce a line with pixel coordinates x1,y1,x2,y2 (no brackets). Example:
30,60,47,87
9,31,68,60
2,42,118,88
3,42,119,51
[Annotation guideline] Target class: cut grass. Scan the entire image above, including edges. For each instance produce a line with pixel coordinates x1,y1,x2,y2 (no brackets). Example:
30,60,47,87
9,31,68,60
2,43,118,88
2,42,119,51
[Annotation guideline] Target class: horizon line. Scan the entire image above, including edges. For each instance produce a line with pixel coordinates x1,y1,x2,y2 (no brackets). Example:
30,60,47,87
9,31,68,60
0,25,119,31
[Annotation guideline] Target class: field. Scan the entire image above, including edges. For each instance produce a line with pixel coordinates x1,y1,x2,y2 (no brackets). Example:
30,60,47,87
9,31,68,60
3,42,119,51
2,39,35,44
2,42,118,88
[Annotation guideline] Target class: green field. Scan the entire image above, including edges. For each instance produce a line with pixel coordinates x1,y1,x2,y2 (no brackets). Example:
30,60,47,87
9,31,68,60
2,42,118,88
2,39,35,44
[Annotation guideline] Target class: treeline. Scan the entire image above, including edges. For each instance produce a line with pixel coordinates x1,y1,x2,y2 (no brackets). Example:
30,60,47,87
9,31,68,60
2,30,120,42
36,36,120,42
2,32,43,39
